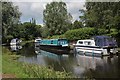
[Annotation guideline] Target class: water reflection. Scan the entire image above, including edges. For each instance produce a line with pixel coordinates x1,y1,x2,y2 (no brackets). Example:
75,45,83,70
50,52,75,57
82,56,119,78
9,43,120,78
10,45,22,51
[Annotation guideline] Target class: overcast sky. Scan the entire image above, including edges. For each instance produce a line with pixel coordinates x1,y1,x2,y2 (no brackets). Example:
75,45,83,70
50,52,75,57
13,0,86,25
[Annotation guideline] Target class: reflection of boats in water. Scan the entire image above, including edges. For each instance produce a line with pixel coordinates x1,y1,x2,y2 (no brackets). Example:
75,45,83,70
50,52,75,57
82,56,119,78
35,46,41,54
35,37,41,47
34,46,117,78
35,39,70,54
10,45,22,51
10,38,22,45
35,45,67,59
75,54,119,78
35,43,70,55
20,44,120,78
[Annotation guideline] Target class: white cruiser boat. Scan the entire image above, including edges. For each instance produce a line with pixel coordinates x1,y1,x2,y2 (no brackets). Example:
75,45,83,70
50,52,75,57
73,36,118,56
10,38,22,45
35,37,41,43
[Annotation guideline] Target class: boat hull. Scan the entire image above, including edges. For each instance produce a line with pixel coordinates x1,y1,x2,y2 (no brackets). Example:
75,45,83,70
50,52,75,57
10,43,17,45
74,45,118,56
39,45,70,55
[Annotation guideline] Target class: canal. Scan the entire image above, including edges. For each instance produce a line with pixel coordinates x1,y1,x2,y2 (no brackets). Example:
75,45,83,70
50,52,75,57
8,42,120,78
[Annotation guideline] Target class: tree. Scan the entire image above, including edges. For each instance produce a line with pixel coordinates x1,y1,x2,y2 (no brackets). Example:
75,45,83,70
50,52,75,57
22,18,42,40
34,25,42,37
43,1,72,36
79,2,120,35
72,20,83,29
2,2,21,43
41,25,49,38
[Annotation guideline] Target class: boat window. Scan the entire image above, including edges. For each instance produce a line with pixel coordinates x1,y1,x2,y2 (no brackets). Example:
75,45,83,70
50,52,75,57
79,41,83,44
51,40,53,44
88,42,91,45
84,41,91,45
61,41,64,44
37,40,41,42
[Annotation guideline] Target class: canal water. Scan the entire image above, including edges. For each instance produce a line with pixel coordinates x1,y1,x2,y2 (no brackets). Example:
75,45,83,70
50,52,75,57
9,43,120,78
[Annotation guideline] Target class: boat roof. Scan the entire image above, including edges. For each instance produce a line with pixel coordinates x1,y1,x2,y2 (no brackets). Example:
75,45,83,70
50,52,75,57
42,39,67,40
77,39,94,41
93,35,111,38
77,36,112,41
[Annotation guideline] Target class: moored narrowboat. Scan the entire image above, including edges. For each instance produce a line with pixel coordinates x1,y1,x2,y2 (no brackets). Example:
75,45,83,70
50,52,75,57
36,38,70,50
40,39,68,47
35,39,70,54
73,36,118,56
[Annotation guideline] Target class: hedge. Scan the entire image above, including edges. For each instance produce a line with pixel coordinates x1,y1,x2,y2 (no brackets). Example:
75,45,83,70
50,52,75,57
64,27,107,41
47,34,65,39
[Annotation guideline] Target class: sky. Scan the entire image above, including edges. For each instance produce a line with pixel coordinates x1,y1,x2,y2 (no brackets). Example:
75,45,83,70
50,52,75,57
12,0,86,25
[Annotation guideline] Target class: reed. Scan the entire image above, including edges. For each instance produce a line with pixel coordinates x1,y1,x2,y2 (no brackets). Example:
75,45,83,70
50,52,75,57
2,47,73,78
22,63,72,78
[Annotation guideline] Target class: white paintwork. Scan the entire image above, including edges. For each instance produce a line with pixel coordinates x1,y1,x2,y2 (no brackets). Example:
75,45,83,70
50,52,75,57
35,38,41,43
74,39,118,56
62,44,68,47
76,39,95,46
10,43,17,45
10,39,22,45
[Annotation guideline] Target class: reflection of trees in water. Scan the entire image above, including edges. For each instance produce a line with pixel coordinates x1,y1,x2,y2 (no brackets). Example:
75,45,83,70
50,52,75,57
118,54,120,77
58,55,78,73
19,43,36,57
10,45,22,53
43,56,63,71
41,53,77,73
82,56,119,78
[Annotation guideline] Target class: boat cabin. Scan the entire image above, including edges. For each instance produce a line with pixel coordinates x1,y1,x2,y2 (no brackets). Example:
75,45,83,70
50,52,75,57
74,36,118,55
10,38,22,45
76,36,117,48
35,37,42,43
40,39,68,47
76,40,95,46
93,36,117,47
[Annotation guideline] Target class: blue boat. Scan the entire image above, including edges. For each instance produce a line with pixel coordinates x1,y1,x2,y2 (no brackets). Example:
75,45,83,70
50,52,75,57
39,39,68,47
36,39,70,54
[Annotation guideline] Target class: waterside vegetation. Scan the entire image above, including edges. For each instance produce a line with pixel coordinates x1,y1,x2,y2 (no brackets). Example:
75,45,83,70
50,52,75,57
2,1,120,46
2,47,73,78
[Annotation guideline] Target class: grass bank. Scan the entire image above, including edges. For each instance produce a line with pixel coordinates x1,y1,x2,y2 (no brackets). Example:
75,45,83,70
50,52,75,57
2,47,73,78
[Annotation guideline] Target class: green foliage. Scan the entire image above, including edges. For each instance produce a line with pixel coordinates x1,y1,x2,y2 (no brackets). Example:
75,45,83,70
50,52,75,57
43,1,72,36
65,27,107,41
8,18,42,40
48,34,65,39
2,2,21,43
5,35,14,43
2,2,42,42
23,64,72,78
97,29,108,35
2,47,73,78
107,29,118,37
72,20,83,29
2,47,29,78
35,25,42,37
79,2,120,45
80,2,120,34
41,26,49,38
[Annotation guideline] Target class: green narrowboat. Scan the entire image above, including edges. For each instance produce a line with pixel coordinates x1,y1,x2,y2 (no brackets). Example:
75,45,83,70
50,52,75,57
39,39,68,47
